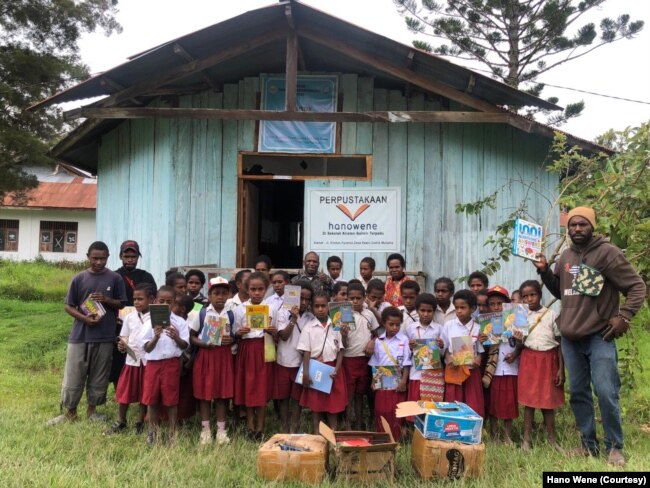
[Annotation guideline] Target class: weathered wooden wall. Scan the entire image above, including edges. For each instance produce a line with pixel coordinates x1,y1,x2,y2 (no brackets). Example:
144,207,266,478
97,74,558,290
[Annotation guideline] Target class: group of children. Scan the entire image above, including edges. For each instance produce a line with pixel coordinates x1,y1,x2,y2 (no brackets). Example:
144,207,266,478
109,256,565,452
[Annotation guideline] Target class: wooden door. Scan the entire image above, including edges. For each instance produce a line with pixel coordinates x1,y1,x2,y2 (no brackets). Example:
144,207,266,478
237,180,260,267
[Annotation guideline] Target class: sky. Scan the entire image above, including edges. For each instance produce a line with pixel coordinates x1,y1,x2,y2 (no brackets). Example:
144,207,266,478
76,0,650,142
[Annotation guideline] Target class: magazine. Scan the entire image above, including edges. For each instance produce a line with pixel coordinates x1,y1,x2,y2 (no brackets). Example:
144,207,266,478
329,301,354,331
451,336,474,366
80,296,106,319
512,218,543,261
502,303,530,339
149,304,171,328
246,304,269,329
200,314,227,346
295,359,335,394
283,285,301,310
478,312,503,346
371,366,402,390
412,339,442,371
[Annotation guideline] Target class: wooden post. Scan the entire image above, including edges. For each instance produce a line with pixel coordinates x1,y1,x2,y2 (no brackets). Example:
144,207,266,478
285,30,298,112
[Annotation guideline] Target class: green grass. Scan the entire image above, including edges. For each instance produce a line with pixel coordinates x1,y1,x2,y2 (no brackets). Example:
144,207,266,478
0,258,84,301
0,292,649,486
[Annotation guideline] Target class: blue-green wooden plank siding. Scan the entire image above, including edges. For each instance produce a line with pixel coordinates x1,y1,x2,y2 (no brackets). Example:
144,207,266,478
96,73,557,288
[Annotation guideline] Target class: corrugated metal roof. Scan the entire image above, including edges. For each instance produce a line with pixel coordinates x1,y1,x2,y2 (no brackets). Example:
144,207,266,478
2,180,97,210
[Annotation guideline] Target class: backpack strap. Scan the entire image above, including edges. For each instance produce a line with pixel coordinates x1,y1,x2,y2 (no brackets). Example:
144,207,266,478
227,310,235,338
197,306,208,335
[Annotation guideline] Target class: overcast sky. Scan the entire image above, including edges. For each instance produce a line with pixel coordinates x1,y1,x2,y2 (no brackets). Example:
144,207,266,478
77,0,650,141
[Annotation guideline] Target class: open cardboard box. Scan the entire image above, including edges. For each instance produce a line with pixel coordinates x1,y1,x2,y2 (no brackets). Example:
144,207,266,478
319,417,397,482
411,428,485,480
396,401,483,444
256,434,328,484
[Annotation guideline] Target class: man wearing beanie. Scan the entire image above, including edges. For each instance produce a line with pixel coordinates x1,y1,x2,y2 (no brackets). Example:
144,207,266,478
533,206,646,467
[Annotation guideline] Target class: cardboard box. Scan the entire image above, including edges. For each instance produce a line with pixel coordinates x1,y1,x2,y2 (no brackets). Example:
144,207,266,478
319,418,397,482
396,401,483,444
411,428,485,480
256,434,328,484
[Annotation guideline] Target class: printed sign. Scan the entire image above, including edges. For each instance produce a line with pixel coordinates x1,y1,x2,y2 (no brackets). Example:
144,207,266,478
259,75,338,153
305,188,401,252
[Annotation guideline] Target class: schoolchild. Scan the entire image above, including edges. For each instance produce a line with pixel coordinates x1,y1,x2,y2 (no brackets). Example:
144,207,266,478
225,269,251,309
331,281,349,302
366,278,391,321
327,255,344,283
398,280,420,330
434,277,456,326
358,257,376,290
185,269,207,311
265,270,291,313
467,271,489,294
476,289,490,314
165,272,187,297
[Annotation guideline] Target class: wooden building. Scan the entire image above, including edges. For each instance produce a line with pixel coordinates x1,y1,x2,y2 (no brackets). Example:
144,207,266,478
30,1,606,287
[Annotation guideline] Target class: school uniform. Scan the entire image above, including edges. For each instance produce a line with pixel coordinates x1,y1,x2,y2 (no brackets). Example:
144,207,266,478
297,317,348,414
343,310,380,395
190,305,234,401
519,307,564,409
488,342,519,419
140,313,190,407
405,321,445,406
369,332,412,440
264,293,284,313
274,310,312,401
441,318,485,418
115,310,149,405
358,276,372,290
434,303,456,328
397,306,419,332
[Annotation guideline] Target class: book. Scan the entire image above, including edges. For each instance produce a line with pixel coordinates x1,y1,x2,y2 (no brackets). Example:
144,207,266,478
118,306,135,321
121,340,137,361
413,339,442,371
149,304,171,328
295,359,335,394
451,336,474,366
478,312,503,346
371,366,402,390
512,218,543,261
246,304,269,329
283,285,301,310
502,303,530,339
329,301,354,331
200,314,227,346
80,296,106,319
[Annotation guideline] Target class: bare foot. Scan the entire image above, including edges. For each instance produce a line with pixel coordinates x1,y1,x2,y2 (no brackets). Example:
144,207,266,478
503,436,514,446
550,442,565,455
521,440,531,452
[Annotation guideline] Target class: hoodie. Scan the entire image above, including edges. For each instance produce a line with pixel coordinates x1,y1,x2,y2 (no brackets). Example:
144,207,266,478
539,235,646,340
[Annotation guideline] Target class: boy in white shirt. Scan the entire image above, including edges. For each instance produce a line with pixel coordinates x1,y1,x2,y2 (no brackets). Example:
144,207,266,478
398,280,420,331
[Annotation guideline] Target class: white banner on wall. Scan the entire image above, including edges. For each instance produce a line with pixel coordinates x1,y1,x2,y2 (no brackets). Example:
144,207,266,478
305,188,401,252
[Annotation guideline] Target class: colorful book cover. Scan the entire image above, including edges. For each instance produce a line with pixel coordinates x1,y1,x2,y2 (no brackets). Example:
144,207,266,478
200,314,227,346
512,218,543,261
80,296,106,319
246,304,269,329
149,304,171,328
329,301,354,331
283,285,301,310
502,303,530,339
478,312,503,346
413,339,442,371
451,336,474,366
118,306,135,321
295,360,335,394
371,366,402,390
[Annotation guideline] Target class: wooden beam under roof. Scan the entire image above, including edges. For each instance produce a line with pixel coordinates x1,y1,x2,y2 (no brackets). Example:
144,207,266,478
172,43,221,91
285,31,298,111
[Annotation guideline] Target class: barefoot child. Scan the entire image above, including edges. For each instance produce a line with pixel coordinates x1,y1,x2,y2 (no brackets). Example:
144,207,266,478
369,307,411,440
190,277,235,446
105,283,154,435
398,280,420,330
141,286,189,446
298,292,348,433
516,280,564,452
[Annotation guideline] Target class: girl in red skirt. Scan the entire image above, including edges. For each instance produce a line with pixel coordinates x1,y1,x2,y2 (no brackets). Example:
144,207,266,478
369,307,411,441
190,277,235,446
515,280,564,452
442,290,485,418
298,292,348,433
233,272,277,441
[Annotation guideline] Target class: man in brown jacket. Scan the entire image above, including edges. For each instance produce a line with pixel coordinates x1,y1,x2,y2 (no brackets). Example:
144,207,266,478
534,207,646,467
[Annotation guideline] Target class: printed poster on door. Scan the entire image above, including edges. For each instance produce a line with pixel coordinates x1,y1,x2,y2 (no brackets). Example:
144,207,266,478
305,188,401,252
259,75,338,153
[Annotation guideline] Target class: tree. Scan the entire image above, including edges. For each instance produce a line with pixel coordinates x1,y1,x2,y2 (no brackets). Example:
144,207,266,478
0,0,121,199
394,0,644,125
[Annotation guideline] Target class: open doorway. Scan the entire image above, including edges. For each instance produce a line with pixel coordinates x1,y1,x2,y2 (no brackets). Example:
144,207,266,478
238,180,304,268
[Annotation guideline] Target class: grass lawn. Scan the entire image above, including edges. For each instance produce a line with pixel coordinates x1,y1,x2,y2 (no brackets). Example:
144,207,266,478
0,284,649,486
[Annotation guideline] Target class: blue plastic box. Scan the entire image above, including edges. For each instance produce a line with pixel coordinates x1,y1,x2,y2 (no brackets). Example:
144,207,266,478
396,401,483,444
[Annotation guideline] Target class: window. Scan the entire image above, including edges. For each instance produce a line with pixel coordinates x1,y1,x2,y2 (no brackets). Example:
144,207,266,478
239,153,372,181
0,220,19,251
40,221,78,253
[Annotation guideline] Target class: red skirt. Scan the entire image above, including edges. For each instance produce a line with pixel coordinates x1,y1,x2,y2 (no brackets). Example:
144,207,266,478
299,360,348,414
488,375,518,419
274,365,302,401
235,338,270,407
193,346,234,400
444,368,485,418
142,357,181,407
518,348,565,409
115,364,144,405
374,389,407,440
343,356,370,395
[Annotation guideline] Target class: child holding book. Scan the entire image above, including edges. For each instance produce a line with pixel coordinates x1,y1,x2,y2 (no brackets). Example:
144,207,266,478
358,256,376,290
398,280,420,330
406,293,445,405
442,290,484,418
515,280,564,452
190,277,235,446
298,292,348,433
369,307,411,441
233,271,278,441
141,286,189,446
342,282,380,430
105,283,154,435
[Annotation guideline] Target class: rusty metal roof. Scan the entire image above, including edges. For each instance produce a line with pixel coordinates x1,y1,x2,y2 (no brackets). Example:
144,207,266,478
2,180,97,210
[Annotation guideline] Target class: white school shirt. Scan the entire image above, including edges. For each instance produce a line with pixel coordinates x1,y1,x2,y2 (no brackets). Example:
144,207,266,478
141,313,190,361
368,332,412,368
188,304,233,334
494,342,519,376
276,310,313,368
297,317,343,363
233,299,277,340
358,276,373,290
398,306,419,332
264,293,284,313
225,293,245,310
524,306,560,351
434,303,456,328
442,317,484,366
405,321,444,380
119,310,150,367
343,309,380,358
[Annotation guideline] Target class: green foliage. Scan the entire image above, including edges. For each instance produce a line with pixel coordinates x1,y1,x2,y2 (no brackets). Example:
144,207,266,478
0,258,85,301
0,0,121,198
